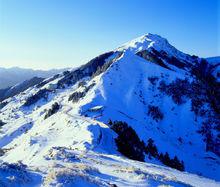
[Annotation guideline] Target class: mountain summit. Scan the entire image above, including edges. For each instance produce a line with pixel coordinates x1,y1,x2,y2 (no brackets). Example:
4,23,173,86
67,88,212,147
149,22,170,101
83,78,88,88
120,33,177,52
0,34,219,186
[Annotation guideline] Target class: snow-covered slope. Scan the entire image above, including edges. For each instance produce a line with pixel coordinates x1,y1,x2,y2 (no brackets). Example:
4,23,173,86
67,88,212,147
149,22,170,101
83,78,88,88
0,33,219,186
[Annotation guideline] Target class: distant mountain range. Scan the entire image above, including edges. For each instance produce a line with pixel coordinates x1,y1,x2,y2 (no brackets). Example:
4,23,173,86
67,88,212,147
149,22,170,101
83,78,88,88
0,67,68,89
0,77,44,102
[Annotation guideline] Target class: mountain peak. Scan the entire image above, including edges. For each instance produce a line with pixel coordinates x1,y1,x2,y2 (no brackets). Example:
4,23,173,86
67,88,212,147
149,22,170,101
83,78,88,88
119,33,177,53
143,33,168,42
117,33,189,63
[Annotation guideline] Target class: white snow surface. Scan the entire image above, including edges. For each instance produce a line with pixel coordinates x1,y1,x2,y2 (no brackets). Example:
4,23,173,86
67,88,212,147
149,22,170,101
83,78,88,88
0,34,219,186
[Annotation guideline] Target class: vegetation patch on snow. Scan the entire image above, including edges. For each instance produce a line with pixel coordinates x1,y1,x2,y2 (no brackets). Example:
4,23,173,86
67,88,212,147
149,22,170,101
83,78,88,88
23,88,52,107
109,121,185,171
44,102,60,119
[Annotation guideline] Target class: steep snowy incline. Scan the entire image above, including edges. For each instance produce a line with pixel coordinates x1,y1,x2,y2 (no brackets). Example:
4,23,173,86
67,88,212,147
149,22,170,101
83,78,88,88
78,51,220,181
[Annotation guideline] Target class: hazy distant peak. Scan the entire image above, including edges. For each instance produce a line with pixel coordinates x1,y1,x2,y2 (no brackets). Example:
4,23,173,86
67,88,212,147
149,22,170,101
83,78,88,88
0,67,68,89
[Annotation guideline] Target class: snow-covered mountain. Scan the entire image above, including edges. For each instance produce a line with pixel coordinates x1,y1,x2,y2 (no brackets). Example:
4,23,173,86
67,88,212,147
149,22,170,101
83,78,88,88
0,33,219,187
0,67,68,89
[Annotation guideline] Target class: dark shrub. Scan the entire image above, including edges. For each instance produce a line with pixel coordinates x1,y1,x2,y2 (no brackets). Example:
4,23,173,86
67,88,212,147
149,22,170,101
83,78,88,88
148,76,159,85
145,138,158,158
57,69,84,88
198,121,220,156
109,121,145,162
57,51,115,88
191,59,220,115
161,152,171,166
159,152,184,171
108,120,185,171
68,83,95,102
159,79,191,105
68,91,86,102
189,62,220,157
148,105,164,122
190,96,204,116
78,81,86,88
84,83,96,92
137,49,187,70
145,138,184,171
44,102,60,119
191,55,198,59
0,101,8,109
158,66,219,156
0,120,6,127
168,56,186,69
0,161,36,185
136,50,171,70
23,89,51,107
91,59,114,78
0,148,5,156
63,70,70,76
0,161,27,172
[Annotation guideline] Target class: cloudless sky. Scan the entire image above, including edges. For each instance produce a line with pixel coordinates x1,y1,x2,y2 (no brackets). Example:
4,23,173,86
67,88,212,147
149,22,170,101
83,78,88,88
0,0,219,70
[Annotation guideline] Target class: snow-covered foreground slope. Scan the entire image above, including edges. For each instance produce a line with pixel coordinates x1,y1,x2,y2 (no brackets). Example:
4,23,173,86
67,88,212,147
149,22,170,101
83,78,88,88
0,33,219,186
1,148,219,187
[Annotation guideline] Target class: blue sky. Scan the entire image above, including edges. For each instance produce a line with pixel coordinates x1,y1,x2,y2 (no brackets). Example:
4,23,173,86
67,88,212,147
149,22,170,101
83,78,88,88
0,0,219,70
